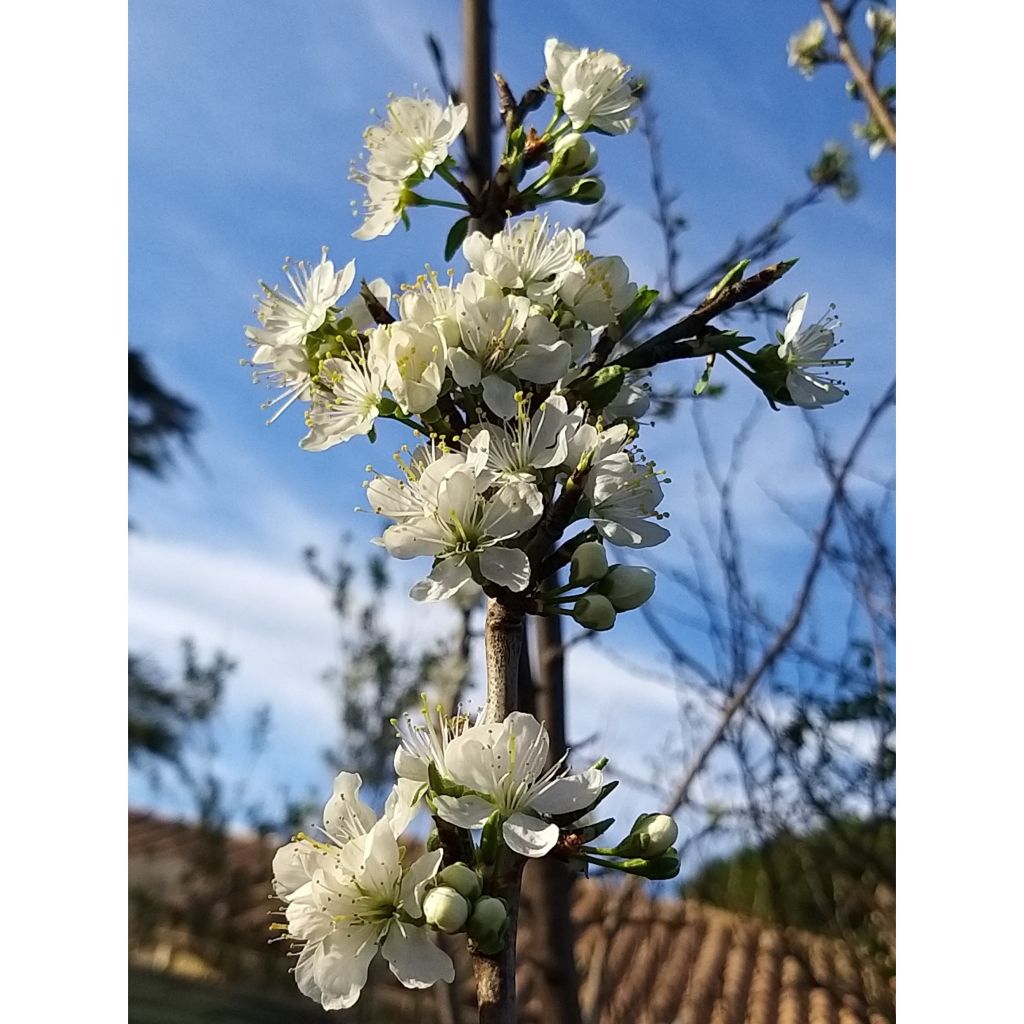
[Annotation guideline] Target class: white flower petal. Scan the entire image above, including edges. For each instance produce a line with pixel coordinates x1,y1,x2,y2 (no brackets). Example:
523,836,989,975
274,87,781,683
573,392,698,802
482,375,520,418
410,557,473,602
783,293,808,345
399,848,444,917
382,921,455,988
313,924,380,1010
502,812,560,857
479,546,531,592
434,793,496,829
530,767,604,815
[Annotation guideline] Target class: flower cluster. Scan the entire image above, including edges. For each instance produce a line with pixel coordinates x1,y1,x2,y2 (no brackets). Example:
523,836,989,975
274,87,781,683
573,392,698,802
272,707,680,1008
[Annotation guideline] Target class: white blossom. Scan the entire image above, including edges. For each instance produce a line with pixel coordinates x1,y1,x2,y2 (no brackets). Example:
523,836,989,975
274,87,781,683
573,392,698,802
788,20,828,79
463,215,586,301
563,410,631,471
559,255,637,328
392,701,474,807
450,271,571,417
463,395,572,484
352,174,407,241
544,39,638,135
288,819,453,1010
300,338,390,452
399,267,461,347
382,462,543,600
272,772,415,904
382,321,447,415
585,452,669,548
362,95,468,182
245,251,357,422
603,372,652,421
778,293,851,409
434,712,605,857
366,440,483,524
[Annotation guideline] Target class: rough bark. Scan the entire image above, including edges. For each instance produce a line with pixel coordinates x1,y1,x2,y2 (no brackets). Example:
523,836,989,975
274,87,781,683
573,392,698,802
473,597,526,1024
519,610,585,1024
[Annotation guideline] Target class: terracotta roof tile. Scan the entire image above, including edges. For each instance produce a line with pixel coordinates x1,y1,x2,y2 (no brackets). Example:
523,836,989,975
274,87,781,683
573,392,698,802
128,811,894,1024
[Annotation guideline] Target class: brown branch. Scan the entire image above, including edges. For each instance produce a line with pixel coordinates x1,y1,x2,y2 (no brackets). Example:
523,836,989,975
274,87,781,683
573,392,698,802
613,259,798,373
820,0,896,148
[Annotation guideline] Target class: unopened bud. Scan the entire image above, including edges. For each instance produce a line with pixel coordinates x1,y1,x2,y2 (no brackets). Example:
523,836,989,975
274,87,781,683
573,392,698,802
570,542,609,587
573,593,617,631
617,813,679,857
549,133,598,177
597,565,656,611
438,862,482,901
468,896,508,941
563,177,605,205
423,885,471,934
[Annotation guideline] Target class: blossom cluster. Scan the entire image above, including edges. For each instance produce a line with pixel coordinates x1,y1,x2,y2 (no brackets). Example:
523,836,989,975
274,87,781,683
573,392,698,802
243,36,852,615
272,707,680,1009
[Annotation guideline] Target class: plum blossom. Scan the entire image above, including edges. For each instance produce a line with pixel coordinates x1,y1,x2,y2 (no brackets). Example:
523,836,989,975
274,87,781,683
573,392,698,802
351,174,408,241
272,772,414,904
365,439,484,524
464,395,572,484
382,460,543,600
433,712,604,857
450,271,571,417
544,39,638,135
778,293,851,409
286,819,452,1010
585,452,669,548
399,267,461,347
300,341,390,453
381,321,447,414
463,215,585,301
362,95,468,182
558,255,637,327
245,250,357,422
392,700,475,808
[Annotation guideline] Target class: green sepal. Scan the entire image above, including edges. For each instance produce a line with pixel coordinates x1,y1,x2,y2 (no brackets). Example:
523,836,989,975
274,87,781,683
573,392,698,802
444,216,472,261
585,848,681,880
574,817,616,843
426,828,441,852
479,811,503,865
427,760,468,800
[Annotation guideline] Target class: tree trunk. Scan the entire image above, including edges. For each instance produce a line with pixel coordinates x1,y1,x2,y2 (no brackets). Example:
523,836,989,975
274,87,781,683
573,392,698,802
473,597,525,1024
518,608,585,1024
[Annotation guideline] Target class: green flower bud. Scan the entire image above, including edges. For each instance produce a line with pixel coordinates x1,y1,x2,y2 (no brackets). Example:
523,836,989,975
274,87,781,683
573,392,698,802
573,593,617,631
438,862,482,901
597,565,656,611
563,176,605,205
614,813,679,858
468,896,508,941
570,541,609,587
549,133,598,177
423,885,471,934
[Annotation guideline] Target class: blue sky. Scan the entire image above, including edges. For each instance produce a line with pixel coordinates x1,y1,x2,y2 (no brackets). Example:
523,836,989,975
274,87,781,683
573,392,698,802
128,0,894,850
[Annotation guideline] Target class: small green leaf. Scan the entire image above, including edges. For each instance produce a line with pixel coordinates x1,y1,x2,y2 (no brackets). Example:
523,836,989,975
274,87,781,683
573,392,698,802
479,810,502,865
445,216,471,261
706,259,750,302
618,286,659,336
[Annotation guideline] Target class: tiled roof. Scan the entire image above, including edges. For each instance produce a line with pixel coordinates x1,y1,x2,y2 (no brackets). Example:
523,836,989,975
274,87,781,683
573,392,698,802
128,811,894,1024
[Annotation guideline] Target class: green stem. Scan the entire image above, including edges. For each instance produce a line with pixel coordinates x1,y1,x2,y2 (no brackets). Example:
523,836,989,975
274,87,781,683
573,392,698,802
413,194,471,212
